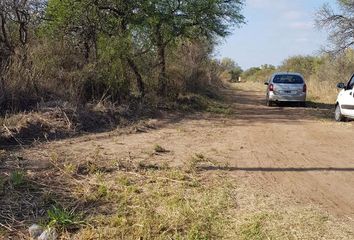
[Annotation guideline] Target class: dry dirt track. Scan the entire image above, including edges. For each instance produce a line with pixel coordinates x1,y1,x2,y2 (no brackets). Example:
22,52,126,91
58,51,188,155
27,84,354,224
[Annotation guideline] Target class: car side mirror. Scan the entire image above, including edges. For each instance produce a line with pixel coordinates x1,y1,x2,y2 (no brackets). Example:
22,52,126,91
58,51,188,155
337,82,346,89
264,82,269,86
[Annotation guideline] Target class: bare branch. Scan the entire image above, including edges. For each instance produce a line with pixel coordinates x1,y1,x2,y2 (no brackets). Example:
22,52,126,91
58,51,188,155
316,1,354,54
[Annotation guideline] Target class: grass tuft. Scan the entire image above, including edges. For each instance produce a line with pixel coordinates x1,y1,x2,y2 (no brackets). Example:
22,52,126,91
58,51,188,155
47,206,84,230
10,170,26,188
154,144,169,153
240,214,267,240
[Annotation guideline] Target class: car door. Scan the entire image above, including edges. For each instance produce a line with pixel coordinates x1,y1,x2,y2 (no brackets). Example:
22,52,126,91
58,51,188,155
340,74,354,117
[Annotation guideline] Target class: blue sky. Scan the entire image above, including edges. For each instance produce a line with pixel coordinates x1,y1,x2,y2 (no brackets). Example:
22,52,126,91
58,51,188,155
217,0,333,70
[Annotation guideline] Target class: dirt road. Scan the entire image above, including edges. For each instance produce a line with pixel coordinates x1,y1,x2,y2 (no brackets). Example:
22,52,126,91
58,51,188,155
25,84,354,223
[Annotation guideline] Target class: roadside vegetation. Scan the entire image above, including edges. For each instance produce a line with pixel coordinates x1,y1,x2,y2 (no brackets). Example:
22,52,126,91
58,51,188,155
0,0,245,109
239,0,354,105
240,51,354,104
0,0,244,145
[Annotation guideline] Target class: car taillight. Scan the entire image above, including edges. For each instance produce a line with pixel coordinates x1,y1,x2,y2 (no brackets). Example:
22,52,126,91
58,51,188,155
269,84,274,92
303,84,307,93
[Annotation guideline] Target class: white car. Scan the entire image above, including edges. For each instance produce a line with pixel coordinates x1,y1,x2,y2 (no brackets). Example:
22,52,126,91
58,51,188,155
335,74,354,121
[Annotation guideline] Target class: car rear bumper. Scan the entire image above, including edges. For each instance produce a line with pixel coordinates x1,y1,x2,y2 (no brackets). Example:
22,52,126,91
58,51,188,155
268,92,306,102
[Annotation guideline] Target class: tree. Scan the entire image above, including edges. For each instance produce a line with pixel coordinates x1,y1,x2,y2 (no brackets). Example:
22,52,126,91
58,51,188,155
279,55,323,78
0,0,45,91
139,0,245,95
45,0,146,96
316,0,354,54
93,0,146,96
41,0,245,98
45,0,99,61
220,58,243,81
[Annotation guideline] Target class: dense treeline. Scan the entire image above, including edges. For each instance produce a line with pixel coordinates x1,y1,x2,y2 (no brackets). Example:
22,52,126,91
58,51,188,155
0,0,245,112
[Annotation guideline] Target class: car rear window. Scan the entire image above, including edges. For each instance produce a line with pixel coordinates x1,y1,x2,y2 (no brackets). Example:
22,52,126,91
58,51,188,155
273,74,304,84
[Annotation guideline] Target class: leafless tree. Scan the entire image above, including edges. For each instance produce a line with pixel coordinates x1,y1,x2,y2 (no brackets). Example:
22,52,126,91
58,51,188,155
0,1,45,70
0,0,45,96
316,1,354,55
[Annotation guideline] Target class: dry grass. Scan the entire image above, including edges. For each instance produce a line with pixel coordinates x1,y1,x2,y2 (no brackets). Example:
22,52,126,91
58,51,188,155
1,148,353,239
306,80,339,104
233,82,267,92
233,182,354,240
234,81,339,105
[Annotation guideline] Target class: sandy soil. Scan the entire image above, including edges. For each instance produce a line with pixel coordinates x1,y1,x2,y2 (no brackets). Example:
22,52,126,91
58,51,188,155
22,84,354,225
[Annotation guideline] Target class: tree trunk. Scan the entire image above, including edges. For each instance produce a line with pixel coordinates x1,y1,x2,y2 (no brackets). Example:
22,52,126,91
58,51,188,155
126,57,145,97
119,19,144,97
155,27,167,96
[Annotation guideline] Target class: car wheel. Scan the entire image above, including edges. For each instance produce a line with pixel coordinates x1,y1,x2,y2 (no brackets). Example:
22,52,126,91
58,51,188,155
335,104,345,122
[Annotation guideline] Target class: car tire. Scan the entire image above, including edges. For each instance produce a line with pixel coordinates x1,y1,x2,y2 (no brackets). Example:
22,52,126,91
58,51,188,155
335,104,345,122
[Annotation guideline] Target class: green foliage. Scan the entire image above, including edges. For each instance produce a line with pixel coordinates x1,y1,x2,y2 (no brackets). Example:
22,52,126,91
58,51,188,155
137,0,245,94
47,206,83,229
1,0,245,111
43,0,98,38
279,55,323,79
96,184,108,199
220,58,243,81
242,65,275,82
10,170,25,188
242,50,354,103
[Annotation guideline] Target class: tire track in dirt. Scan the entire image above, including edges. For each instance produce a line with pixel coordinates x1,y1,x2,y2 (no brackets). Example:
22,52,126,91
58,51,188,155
227,86,354,222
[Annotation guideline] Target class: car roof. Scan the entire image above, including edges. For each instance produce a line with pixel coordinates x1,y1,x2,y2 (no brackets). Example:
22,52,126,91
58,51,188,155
272,72,304,77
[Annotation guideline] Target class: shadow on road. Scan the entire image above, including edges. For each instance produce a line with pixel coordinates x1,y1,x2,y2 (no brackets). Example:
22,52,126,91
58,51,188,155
168,88,336,127
199,166,354,172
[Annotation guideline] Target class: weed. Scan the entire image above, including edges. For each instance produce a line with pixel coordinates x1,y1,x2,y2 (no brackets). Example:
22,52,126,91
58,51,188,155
240,214,267,240
96,184,108,199
63,163,76,175
47,206,83,230
10,170,25,188
77,161,100,175
186,153,214,172
116,175,132,186
206,103,232,115
50,152,59,163
154,144,168,153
